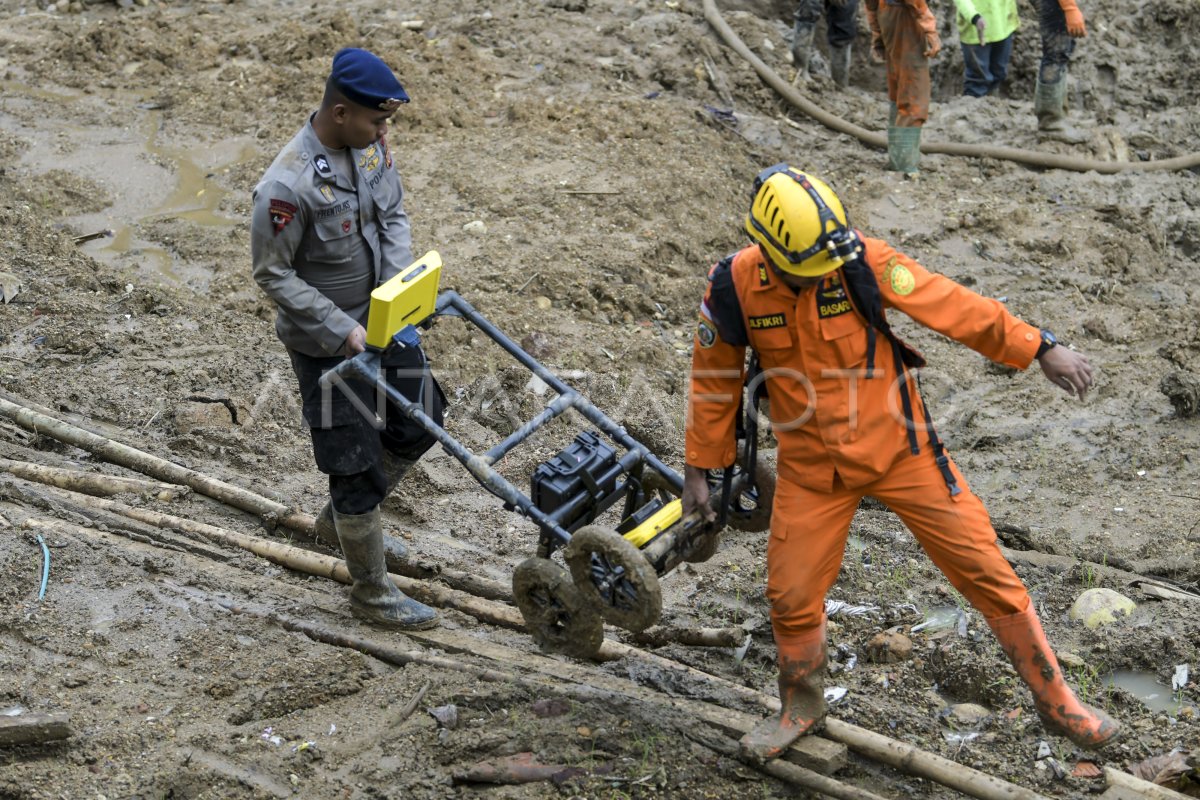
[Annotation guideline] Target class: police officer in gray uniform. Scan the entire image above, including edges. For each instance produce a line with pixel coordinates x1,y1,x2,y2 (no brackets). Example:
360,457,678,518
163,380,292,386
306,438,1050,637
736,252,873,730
251,48,440,630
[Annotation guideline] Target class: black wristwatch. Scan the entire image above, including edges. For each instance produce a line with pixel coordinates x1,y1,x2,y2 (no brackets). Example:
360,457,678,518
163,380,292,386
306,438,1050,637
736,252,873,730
1035,328,1058,359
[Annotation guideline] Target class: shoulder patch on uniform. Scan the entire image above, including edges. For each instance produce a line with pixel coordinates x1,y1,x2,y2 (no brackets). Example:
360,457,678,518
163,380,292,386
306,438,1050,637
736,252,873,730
269,198,297,235
358,144,380,172
747,313,786,330
313,154,333,177
757,262,770,286
380,135,393,169
885,256,915,296
697,317,717,348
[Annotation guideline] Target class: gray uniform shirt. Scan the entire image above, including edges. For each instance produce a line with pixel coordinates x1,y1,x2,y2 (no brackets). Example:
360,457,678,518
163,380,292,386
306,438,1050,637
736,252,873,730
251,118,413,357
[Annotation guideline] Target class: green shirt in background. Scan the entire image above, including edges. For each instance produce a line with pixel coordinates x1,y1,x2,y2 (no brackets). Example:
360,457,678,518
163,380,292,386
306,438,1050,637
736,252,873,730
953,0,1019,45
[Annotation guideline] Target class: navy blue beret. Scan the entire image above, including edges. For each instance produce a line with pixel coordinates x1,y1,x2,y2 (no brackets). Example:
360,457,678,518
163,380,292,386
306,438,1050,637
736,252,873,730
330,48,409,111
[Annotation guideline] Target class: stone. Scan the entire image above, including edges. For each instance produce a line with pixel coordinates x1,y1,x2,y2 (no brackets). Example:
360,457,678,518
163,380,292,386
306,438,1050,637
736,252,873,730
864,630,913,663
945,703,992,728
172,401,234,433
1068,588,1137,628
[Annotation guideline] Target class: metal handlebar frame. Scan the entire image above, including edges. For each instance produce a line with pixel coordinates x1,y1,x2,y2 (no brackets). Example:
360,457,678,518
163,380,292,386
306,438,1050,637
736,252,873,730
320,290,686,559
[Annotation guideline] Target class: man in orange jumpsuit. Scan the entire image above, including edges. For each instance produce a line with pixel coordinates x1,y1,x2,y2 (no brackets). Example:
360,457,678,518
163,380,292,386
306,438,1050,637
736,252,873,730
683,164,1120,762
864,0,941,173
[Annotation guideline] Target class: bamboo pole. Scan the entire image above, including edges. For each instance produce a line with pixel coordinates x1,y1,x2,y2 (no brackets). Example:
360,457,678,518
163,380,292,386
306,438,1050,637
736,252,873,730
0,397,314,534
0,713,72,747
0,458,187,499
1104,767,1195,800
170,584,871,800
6,477,747,652
52,510,1046,800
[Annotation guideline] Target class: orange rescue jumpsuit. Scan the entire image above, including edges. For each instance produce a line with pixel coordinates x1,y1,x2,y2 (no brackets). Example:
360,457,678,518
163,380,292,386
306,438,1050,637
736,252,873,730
865,0,938,126
687,240,1042,637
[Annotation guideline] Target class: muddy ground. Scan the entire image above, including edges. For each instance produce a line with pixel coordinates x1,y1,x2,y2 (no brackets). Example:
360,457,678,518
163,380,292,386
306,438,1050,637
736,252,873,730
1,0,1199,797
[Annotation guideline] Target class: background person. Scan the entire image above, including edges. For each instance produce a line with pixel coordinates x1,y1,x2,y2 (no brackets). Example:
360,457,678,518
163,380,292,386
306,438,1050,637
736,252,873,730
792,0,861,88
1034,0,1088,142
864,0,941,173
953,0,1019,97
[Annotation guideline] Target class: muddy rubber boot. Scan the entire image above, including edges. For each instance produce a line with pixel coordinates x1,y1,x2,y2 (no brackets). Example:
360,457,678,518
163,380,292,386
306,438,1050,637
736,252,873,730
988,603,1120,749
335,506,438,630
887,126,922,173
314,452,418,559
829,44,852,88
739,620,828,762
1034,76,1088,144
791,21,816,80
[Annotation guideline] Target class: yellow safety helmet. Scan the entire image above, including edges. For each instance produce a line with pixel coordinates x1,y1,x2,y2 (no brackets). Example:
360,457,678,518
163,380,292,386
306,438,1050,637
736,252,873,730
744,164,861,277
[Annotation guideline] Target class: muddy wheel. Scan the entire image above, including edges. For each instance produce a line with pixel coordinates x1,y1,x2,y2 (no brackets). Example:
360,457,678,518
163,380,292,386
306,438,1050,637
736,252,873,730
681,523,721,563
711,447,777,533
564,525,662,633
511,557,604,660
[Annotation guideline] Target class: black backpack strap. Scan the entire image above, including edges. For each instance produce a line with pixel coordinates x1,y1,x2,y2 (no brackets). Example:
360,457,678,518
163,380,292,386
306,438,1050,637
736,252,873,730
707,255,749,347
916,373,962,497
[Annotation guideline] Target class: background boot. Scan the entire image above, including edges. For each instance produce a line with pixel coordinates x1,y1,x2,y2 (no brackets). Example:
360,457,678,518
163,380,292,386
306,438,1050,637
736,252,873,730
887,126,922,173
829,44,851,88
314,452,418,559
988,604,1120,749
335,507,438,629
739,620,828,762
791,21,816,79
1034,76,1087,144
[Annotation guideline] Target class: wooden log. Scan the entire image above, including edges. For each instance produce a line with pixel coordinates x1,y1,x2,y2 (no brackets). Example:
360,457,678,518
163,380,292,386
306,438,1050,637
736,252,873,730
12,478,746,652
174,586,859,794
54,509,1041,798
1104,766,1195,800
0,458,187,499
0,713,71,746
406,626,848,775
0,397,314,534
683,725,884,800
629,624,746,649
821,719,1048,800
79,521,1043,797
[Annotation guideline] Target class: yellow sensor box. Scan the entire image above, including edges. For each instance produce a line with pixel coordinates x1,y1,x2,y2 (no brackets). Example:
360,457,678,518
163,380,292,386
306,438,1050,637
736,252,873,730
623,498,683,548
365,250,443,349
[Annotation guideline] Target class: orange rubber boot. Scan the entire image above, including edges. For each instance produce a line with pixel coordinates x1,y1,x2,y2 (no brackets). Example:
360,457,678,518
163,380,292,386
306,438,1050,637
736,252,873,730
988,604,1120,749
739,620,828,762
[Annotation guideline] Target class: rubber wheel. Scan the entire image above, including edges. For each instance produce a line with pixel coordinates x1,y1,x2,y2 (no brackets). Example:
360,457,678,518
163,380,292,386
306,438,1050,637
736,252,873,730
681,523,721,564
717,447,777,533
512,557,604,660
563,525,663,633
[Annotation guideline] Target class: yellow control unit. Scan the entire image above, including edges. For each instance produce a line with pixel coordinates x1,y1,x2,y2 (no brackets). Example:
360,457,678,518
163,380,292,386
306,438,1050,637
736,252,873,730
622,498,683,549
365,250,443,349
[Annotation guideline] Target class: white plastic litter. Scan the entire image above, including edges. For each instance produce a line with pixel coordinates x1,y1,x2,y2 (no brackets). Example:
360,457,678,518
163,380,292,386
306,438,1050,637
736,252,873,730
825,599,880,617
824,687,848,705
1172,664,1189,692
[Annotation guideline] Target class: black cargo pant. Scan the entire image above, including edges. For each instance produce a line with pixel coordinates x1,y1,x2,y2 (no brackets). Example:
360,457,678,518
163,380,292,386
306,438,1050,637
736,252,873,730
796,0,861,49
1036,0,1074,83
289,346,445,515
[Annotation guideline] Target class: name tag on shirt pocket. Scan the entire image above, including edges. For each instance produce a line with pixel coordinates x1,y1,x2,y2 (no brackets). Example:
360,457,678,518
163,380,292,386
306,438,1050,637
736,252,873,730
313,216,355,263
749,325,793,353
820,312,867,368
